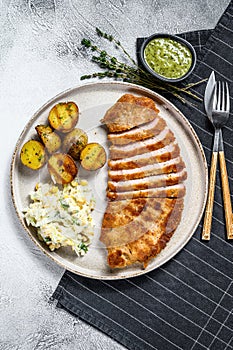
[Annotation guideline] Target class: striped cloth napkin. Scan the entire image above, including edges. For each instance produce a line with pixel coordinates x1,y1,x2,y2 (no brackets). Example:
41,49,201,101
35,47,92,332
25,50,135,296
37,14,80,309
52,2,233,349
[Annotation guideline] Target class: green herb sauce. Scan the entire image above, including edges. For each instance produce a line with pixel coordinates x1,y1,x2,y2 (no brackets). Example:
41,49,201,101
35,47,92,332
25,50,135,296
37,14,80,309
144,38,192,79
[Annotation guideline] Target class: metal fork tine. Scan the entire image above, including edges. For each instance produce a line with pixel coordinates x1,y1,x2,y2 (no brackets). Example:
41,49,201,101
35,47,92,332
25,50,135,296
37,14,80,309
221,82,225,111
217,81,221,110
213,84,217,110
225,82,230,113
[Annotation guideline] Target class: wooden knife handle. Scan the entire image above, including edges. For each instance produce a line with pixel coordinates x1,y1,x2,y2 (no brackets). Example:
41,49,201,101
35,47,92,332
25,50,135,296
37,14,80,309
202,152,218,240
219,151,233,240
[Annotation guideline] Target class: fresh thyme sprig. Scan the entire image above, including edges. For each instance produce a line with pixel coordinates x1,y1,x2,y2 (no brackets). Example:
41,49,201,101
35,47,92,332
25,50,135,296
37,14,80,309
96,27,137,66
80,28,205,103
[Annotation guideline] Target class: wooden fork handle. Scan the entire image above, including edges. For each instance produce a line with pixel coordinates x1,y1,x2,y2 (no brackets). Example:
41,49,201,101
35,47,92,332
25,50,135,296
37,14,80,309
219,151,233,240
202,152,218,240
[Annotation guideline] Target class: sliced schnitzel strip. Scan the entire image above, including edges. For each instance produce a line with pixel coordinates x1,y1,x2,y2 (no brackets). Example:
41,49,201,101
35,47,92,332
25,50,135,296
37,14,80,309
108,117,166,145
101,94,160,133
107,229,175,269
101,198,183,246
117,94,159,108
109,127,175,159
100,198,184,268
107,183,186,200
108,169,187,192
108,156,185,181
108,142,180,170
101,197,148,229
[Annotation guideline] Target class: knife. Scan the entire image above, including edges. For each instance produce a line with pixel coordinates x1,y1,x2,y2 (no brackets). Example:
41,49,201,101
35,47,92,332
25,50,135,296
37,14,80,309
202,71,218,240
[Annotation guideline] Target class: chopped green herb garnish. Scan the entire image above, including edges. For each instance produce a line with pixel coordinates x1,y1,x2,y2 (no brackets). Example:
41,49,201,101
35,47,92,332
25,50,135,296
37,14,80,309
60,199,69,209
79,242,88,253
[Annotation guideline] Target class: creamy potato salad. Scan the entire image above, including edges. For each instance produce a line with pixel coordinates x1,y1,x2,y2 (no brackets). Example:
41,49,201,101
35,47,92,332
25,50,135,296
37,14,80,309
23,178,95,256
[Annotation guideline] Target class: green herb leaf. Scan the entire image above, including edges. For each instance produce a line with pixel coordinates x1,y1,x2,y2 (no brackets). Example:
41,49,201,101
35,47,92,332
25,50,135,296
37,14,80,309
59,199,69,209
79,242,88,253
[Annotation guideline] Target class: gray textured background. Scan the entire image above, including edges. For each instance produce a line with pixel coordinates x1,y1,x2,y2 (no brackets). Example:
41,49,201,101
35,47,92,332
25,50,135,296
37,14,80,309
0,1,230,349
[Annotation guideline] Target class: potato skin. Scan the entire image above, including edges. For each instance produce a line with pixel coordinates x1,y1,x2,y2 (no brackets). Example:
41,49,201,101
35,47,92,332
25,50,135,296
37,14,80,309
20,140,46,170
47,153,78,184
62,128,88,160
48,102,79,133
80,143,106,171
35,125,61,154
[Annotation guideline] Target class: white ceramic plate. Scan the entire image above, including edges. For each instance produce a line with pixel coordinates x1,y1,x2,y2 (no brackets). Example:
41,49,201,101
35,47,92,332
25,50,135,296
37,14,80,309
11,82,208,280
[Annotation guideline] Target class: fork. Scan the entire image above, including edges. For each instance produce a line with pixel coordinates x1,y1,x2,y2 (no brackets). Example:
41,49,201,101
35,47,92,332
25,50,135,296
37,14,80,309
202,81,233,240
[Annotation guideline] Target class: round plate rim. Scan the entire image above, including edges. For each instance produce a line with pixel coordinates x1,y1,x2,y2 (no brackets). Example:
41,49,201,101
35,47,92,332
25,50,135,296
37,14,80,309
10,81,208,280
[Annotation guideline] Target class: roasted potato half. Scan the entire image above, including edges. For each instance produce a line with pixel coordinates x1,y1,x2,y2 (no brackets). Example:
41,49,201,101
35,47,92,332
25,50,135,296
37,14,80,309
20,140,46,170
47,153,78,184
80,143,106,171
62,128,88,160
48,102,79,133
35,125,62,154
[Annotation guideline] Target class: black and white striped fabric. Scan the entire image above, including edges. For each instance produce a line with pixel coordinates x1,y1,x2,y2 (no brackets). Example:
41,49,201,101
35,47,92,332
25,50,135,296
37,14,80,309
52,2,233,349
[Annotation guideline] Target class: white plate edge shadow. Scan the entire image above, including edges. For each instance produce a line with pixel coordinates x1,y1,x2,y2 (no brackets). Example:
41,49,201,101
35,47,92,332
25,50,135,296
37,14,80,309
10,81,208,280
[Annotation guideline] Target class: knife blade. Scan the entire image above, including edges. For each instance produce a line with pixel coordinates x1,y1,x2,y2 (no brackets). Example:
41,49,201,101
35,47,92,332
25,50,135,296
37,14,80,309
204,70,216,119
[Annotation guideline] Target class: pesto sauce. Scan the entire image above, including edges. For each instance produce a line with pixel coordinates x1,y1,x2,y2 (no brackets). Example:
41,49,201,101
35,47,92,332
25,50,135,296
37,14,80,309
144,38,192,79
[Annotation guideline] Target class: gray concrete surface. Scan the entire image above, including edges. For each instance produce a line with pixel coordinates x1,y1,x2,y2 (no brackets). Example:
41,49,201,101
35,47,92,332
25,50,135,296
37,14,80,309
0,0,230,349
